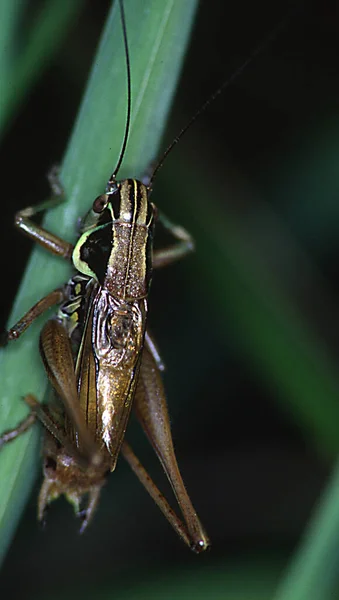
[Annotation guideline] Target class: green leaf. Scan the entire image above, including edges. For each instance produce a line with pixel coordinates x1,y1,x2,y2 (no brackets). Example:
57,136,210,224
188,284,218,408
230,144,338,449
47,558,283,600
161,150,339,456
0,0,85,137
273,457,339,600
0,0,198,564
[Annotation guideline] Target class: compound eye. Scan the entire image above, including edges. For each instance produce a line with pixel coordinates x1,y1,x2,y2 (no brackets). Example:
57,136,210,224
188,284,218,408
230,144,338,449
93,194,109,213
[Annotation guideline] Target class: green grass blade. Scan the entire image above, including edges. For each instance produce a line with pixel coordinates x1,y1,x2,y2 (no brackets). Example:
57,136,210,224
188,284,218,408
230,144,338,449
46,559,283,600
162,149,339,456
0,0,84,136
0,0,26,84
273,457,339,600
0,0,198,564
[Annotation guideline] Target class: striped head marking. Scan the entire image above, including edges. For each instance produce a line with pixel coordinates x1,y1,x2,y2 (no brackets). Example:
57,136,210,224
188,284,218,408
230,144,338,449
73,179,155,299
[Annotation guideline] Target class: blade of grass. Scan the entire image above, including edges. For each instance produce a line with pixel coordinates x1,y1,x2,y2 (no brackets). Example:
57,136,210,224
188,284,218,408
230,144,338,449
273,457,339,600
0,0,198,564
46,559,284,600
0,0,25,83
0,0,85,137
162,150,339,455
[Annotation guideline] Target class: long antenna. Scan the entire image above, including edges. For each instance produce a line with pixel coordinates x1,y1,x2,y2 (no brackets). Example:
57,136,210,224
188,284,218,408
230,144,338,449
149,13,291,188
109,0,132,183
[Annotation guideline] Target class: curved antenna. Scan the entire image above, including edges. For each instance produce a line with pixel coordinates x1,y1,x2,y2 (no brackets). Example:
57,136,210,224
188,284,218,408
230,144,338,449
108,0,132,184
149,13,291,188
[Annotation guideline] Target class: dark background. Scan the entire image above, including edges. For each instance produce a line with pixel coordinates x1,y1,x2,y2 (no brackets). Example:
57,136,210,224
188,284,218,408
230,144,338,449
1,0,339,598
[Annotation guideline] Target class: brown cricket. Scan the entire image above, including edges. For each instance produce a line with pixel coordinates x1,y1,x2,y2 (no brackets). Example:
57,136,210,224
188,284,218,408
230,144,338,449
0,0,209,553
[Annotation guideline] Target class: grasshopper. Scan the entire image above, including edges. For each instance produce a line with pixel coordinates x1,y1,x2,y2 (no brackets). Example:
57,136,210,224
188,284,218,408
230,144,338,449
1,0,285,552
0,0,209,553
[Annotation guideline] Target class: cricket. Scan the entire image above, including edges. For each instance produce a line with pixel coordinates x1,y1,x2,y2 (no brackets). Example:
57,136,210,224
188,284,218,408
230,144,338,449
0,0,286,553
0,0,209,553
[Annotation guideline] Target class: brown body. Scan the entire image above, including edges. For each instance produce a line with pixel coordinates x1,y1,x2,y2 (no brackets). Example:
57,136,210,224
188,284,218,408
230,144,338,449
0,177,208,550
38,179,154,524
0,0,209,549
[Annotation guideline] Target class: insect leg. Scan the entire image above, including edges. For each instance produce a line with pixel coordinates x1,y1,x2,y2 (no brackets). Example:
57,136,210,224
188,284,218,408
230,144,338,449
153,212,194,268
2,287,65,344
15,206,73,259
15,166,72,259
130,345,210,553
78,486,102,534
121,441,192,549
0,392,87,468
144,329,165,372
0,413,36,448
23,394,90,470
39,319,101,465
0,390,86,468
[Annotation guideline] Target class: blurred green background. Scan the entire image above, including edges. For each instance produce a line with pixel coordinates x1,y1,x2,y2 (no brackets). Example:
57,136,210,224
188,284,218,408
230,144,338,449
1,0,339,598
